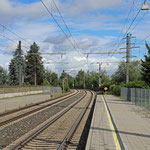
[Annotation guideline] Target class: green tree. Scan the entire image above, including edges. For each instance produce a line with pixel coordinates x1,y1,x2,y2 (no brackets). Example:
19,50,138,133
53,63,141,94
111,60,141,83
141,42,150,84
75,70,110,89
0,66,8,85
25,42,44,85
9,43,25,85
75,70,85,88
45,69,59,86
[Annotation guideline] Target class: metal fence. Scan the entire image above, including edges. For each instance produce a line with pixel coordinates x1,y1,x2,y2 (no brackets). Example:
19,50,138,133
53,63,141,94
42,86,62,94
121,87,150,110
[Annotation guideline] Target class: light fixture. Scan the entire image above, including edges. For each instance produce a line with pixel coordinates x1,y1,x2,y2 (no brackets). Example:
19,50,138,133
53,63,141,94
141,2,149,10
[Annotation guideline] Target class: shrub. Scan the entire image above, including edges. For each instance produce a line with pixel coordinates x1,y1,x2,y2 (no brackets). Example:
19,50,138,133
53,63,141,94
43,80,50,86
113,85,120,96
121,81,149,88
99,83,111,91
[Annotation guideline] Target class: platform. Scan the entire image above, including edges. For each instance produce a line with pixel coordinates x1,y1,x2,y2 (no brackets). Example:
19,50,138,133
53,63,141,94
86,95,150,150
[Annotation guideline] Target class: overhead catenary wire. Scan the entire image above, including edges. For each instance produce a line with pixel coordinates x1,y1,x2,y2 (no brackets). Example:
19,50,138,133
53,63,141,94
40,0,77,50
51,0,80,50
0,24,31,45
111,0,136,53
122,0,148,38
130,10,148,33
41,0,88,71
112,0,147,55
0,33,17,44
0,33,29,51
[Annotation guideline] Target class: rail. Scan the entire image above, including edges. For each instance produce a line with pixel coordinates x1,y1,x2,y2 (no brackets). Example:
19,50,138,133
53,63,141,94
9,90,87,150
0,90,79,126
58,90,94,150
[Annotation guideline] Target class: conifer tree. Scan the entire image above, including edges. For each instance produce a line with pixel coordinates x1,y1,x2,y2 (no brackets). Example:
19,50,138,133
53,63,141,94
0,66,8,85
9,43,25,85
141,42,150,84
25,42,44,85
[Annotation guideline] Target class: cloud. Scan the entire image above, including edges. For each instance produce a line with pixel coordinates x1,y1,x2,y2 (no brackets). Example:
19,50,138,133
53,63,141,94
0,0,141,76
61,0,123,16
44,34,70,44
0,0,56,23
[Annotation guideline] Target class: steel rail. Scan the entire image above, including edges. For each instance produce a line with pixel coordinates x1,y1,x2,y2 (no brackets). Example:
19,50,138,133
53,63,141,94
0,90,77,118
58,91,94,150
0,90,74,118
0,90,79,126
9,90,87,150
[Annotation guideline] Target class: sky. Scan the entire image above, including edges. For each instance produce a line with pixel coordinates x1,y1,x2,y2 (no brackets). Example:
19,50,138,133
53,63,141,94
0,0,150,76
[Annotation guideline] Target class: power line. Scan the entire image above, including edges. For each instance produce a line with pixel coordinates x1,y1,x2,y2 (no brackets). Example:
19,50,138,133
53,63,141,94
111,0,136,53
123,0,148,37
130,10,148,33
112,0,148,58
0,24,31,45
40,0,77,50
137,33,150,44
41,0,87,69
0,33,29,50
51,0,80,50
0,33,17,44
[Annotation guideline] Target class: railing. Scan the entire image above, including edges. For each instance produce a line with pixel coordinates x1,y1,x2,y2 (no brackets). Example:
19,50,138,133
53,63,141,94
121,87,150,110
42,86,62,94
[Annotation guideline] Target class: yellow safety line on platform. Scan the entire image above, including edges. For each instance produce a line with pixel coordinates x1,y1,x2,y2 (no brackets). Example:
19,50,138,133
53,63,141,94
102,96,121,150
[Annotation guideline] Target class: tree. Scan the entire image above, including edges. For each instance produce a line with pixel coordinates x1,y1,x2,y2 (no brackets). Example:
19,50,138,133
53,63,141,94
141,42,150,84
25,42,45,85
75,70,110,89
111,60,142,83
9,43,25,85
75,70,85,88
0,66,8,85
45,69,58,86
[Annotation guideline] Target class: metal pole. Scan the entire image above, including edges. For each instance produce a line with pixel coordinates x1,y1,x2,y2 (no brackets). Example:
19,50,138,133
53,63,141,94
18,41,22,86
34,61,37,86
126,33,131,83
63,78,64,93
99,63,102,87
83,72,85,89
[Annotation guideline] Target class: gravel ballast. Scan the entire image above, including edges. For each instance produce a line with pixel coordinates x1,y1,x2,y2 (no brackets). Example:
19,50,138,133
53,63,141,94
0,91,84,149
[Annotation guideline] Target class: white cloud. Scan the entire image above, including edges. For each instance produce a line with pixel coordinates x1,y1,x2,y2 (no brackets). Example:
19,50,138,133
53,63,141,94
0,0,54,23
61,0,123,16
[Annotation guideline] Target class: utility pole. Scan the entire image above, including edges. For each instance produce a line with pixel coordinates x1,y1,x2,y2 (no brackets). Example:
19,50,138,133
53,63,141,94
62,70,65,93
98,63,102,87
120,33,140,83
126,33,130,83
83,71,86,89
18,41,22,86
34,61,37,86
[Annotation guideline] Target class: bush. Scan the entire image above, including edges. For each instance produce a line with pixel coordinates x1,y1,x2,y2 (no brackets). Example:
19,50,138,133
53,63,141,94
113,85,120,96
99,83,111,91
43,80,50,86
65,84,70,92
109,84,115,91
121,81,149,88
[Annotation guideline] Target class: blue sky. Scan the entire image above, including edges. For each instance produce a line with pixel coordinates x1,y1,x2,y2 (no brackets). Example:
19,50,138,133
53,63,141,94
0,0,150,75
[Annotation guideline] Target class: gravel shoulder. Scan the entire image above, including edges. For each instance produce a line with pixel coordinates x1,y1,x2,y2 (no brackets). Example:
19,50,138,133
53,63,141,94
0,91,82,149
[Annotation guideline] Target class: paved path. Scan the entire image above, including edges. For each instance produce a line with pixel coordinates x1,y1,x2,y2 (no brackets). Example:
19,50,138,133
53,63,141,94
0,93,61,113
86,95,150,150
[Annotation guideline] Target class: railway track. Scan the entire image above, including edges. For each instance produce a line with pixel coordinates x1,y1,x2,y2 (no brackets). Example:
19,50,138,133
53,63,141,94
0,90,79,127
7,90,95,150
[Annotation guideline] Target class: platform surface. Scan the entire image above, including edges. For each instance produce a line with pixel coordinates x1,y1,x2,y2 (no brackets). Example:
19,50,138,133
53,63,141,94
86,95,150,150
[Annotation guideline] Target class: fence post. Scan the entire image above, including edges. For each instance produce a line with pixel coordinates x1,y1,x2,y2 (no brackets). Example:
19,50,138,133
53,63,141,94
149,89,150,110
140,88,142,107
145,89,146,108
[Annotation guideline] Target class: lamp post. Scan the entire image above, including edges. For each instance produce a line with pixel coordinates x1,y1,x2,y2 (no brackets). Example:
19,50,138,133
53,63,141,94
141,2,149,10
